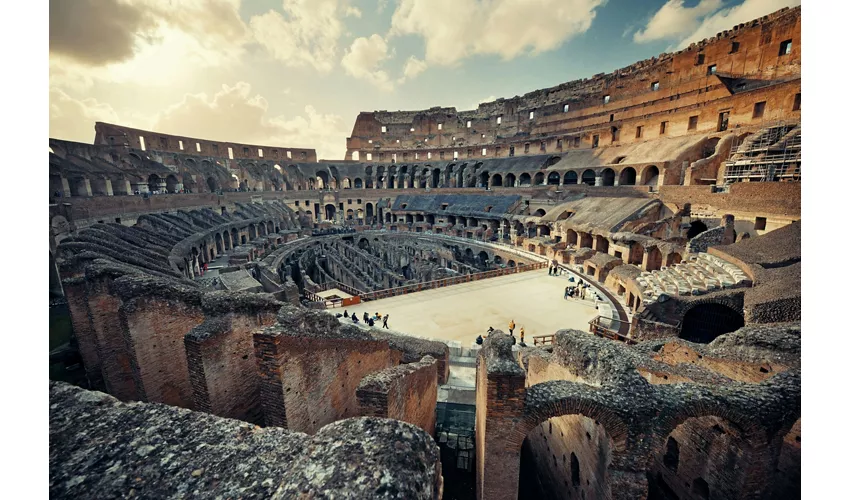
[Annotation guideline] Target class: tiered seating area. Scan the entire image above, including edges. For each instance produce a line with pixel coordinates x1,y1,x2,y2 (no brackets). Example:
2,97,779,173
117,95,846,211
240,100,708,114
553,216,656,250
724,123,801,183
637,253,751,303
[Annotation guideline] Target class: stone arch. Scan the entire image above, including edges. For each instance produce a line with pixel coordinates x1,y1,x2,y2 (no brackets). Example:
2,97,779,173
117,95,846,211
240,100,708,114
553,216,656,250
316,171,329,189
324,203,336,221
651,410,768,500
432,168,441,187
342,177,351,189
680,302,745,343
365,203,374,223
547,171,560,185
165,174,179,193
534,209,546,217
346,209,354,220
354,177,363,189
491,173,503,187
214,232,224,254
533,172,545,185
147,174,162,193
581,169,596,186
480,171,490,188
665,252,682,267
566,229,578,246
687,220,709,239
564,170,578,185
505,173,516,187
646,246,663,271
619,167,636,186
519,173,532,186
600,168,615,186
507,259,516,267
248,224,257,240
641,165,660,186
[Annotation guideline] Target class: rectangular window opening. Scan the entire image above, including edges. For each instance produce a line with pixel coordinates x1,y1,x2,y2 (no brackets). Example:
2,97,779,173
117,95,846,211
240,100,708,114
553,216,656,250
755,217,767,230
242,147,249,155
752,101,766,119
287,151,292,159
660,121,668,135
381,126,387,133
592,135,599,148
139,136,146,151
482,148,487,156
717,111,729,132
178,140,184,150
636,126,643,139
730,41,740,53
529,111,534,120
563,104,569,113
688,116,699,131
497,115,502,124
258,148,263,157
792,93,801,111
438,123,443,130
228,147,234,159
707,64,717,76
651,82,659,91
696,53,705,65
779,39,792,56
466,120,472,128
603,95,610,104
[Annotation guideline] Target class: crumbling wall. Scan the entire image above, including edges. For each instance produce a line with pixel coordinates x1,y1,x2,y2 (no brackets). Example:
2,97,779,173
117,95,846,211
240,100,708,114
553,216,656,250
357,355,438,435
49,381,442,499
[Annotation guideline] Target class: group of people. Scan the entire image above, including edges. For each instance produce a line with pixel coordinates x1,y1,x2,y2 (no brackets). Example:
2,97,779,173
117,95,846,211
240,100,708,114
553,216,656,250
548,259,563,276
339,309,389,328
476,319,526,346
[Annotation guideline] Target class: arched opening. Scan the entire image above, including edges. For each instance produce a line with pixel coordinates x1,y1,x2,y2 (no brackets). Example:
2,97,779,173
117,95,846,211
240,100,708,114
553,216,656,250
147,174,162,193
547,172,560,185
619,167,636,186
519,414,614,499
680,303,745,343
629,244,645,266
687,220,709,239
358,238,370,251
324,204,336,221
651,416,756,500
365,203,374,223
641,165,660,186
595,235,609,254
519,173,532,186
507,260,516,268
666,252,682,267
316,171,329,189
494,255,503,266
566,229,578,246
342,178,351,189
214,233,223,254
432,168,441,187
563,171,578,185
537,225,550,237
646,247,663,271
533,172,545,185
505,173,516,187
351,151,360,161
600,168,615,186
388,175,396,189
702,137,721,158
248,224,257,240
346,209,354,221
230,229,239,248
534,209,546,217
581,169,596,186
478,251,489,268
166,174,178,193
480,171,490,189
354,177,363,189
491,174,503,187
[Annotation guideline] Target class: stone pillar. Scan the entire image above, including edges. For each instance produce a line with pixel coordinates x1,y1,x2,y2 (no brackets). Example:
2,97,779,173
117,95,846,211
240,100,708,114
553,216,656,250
594,173,604,187
476,333,527,500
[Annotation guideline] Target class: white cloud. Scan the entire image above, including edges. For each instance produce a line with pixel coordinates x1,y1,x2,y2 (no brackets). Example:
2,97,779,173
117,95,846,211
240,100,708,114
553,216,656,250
250,0,348,73
633,0,722,44
151,82,349,160
389,0,605,66
49,88,120,143
634,0,800,48
345,6,362,18
402,56,427,79
341,34,395,91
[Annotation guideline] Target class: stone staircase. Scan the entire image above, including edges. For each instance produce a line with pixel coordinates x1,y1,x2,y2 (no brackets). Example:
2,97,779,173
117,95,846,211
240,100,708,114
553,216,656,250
636,253,752,304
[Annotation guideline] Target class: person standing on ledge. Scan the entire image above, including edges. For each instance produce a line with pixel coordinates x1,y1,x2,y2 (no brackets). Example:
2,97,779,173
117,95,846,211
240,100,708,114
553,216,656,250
565,286,570,299
382,314,389,329
520,329,525,345
509,320,515,335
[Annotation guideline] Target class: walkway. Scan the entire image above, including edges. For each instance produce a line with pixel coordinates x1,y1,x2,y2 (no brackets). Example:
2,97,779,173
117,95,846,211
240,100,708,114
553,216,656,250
347,269,599,347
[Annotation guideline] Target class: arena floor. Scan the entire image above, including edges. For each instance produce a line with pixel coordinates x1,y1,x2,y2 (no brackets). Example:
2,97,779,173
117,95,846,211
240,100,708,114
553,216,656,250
346,269,601,347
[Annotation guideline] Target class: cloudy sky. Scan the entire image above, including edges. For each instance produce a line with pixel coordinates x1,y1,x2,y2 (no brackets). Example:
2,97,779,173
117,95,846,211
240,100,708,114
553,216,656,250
49,0,799,160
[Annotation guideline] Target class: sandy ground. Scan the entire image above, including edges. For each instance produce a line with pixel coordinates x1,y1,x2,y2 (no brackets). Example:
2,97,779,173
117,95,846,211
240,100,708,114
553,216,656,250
346,269,600,348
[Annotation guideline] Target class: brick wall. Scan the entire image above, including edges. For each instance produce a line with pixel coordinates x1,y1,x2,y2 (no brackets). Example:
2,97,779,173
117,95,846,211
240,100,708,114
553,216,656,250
185,312,278,424
62,278,104,390
120,296,205,408
356,356,438,435
253,329,394,433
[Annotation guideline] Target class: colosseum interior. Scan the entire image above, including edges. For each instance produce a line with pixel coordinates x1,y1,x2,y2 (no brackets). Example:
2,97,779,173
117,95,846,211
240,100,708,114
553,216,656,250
48,5,802,499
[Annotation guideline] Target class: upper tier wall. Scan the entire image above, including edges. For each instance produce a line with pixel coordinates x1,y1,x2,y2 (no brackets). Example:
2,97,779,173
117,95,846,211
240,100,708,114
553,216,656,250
94,122,318,163
345,6,800,160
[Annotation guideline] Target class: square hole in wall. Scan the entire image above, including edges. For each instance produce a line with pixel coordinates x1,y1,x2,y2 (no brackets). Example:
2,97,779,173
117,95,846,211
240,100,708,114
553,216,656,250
755,217,767,230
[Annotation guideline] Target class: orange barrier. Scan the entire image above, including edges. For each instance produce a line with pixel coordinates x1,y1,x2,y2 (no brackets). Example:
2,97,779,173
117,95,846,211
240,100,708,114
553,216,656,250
359,262,547,302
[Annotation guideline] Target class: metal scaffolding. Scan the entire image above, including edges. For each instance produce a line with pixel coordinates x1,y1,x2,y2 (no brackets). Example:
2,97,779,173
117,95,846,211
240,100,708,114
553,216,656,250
723,122,801,183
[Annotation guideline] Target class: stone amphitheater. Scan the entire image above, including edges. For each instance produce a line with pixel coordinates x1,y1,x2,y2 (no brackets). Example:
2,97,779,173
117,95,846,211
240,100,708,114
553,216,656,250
49,6,801,500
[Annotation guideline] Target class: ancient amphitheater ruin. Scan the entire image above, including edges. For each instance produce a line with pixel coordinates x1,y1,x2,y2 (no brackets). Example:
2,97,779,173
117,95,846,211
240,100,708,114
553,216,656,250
49,6,801,499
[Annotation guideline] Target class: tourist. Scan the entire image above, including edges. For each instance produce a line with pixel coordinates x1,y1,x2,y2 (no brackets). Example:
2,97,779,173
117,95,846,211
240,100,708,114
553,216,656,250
488,326,494,334
520,327,525,341
564,286,569,299
382,314,389,329
344,310,349,318
509,320,515,335
520,329,525,344
510,333,516,345
476,335,483,345
368,317,375,327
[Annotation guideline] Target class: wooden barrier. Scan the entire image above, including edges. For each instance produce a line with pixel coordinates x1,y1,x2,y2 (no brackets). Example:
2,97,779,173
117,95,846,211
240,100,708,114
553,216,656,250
358,262,547,302
533,334,555,346
588,316,637,344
